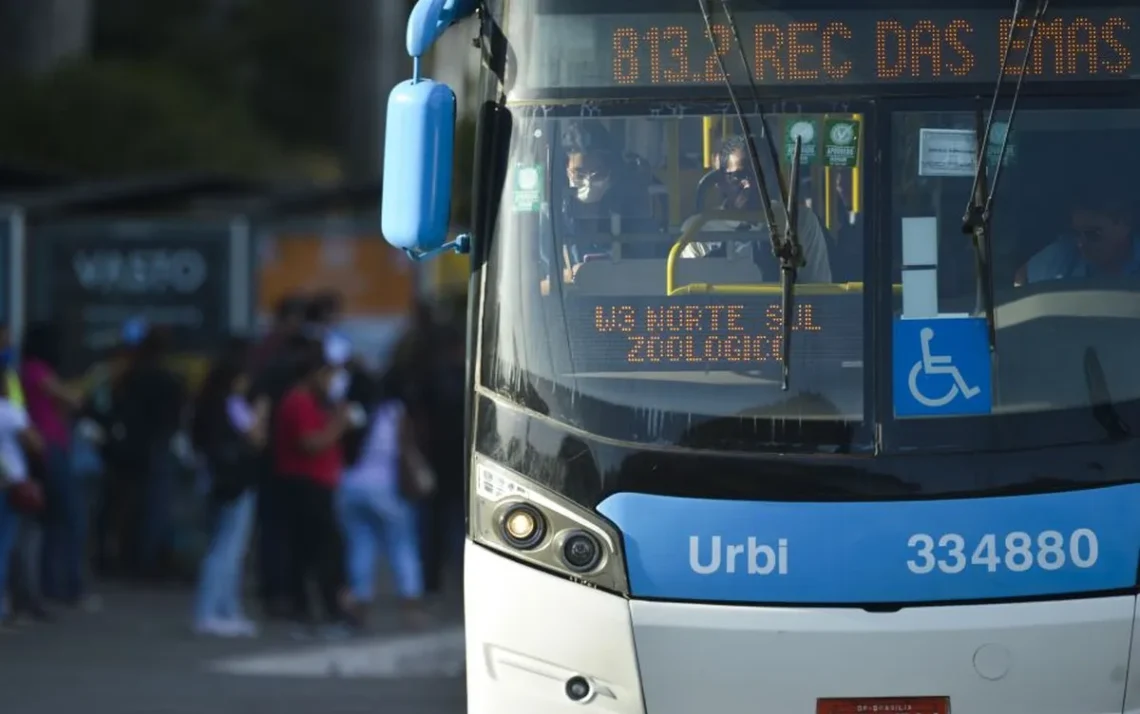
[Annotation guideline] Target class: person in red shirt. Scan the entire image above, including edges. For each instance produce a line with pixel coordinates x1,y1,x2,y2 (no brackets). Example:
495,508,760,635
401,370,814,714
274,339,351,629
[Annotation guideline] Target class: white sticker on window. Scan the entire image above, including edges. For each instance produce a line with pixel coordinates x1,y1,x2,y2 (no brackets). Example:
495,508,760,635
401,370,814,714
900,217,939,318
918,128,976,177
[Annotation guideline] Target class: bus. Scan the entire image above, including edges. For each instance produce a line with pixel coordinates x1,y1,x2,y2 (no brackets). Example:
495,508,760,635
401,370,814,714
382,0,1140,712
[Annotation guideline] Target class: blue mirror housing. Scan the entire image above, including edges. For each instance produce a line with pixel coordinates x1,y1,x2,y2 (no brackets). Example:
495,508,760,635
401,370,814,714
381,78,457,258
380,0,479,260
407,0,480,58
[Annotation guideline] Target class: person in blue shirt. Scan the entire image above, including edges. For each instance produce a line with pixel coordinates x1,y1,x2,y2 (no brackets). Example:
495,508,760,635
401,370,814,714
1016,192,1140,285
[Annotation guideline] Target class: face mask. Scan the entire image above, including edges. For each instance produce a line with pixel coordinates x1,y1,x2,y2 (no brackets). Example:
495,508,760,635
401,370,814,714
327,369,350,402
574,175,611,204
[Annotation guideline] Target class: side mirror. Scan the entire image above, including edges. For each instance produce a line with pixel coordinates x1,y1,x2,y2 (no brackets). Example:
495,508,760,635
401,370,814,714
381,78,461,259
380,0,479,261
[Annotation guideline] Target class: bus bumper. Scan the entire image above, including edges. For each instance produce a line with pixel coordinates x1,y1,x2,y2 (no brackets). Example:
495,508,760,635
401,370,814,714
465,541,1138,714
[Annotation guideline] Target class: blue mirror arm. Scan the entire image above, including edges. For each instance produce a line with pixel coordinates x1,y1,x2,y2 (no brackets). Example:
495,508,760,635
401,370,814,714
402,233,471,261
407,0,480,58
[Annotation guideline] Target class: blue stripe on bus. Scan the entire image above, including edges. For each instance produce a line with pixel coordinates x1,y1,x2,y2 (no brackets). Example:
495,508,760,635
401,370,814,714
596,484,1140,603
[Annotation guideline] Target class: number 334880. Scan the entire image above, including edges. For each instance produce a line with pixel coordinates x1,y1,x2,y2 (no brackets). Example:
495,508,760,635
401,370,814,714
906,530,1098,574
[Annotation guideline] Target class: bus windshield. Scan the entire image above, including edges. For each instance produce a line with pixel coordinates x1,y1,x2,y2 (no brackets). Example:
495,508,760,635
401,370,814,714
480,105,870,451
479,0,1140,453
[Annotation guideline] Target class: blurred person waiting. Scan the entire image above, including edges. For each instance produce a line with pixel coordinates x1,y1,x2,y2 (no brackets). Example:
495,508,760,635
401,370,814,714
249,295,310,618
7,406,48,625
389,305,467,594
0,324,23,408
304,290,345,341
87,320,145,577
416,324,466,596
0,365,44,629
250,293,307,374
20,322,88,607
191,354,266,637
114,320,188,580
4,322,49,625
0,324,25,620
337,366,433,632
274,335,353,634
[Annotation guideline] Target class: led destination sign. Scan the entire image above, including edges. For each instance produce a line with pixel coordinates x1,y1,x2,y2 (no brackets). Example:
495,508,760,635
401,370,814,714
527,9,1139,88
563,295,862,372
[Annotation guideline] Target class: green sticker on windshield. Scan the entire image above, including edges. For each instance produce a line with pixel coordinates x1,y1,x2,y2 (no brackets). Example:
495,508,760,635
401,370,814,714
986,121,1016,170
824,119,860,168
784,119,818,164
512,163,544,212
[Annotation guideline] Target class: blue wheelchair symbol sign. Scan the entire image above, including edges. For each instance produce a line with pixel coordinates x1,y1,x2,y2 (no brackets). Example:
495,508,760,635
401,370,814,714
893,317,992,416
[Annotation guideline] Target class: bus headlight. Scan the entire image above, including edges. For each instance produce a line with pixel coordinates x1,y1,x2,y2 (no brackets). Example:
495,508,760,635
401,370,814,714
470,457,628,595
498,502,546,550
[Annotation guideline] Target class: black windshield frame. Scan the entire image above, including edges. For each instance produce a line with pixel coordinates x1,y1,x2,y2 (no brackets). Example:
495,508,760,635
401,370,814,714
877,87,1140,454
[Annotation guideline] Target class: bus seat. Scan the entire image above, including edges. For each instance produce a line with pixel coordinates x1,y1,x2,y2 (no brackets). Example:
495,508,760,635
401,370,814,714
572,259,668,294
572,243,765,295
673,244,767,287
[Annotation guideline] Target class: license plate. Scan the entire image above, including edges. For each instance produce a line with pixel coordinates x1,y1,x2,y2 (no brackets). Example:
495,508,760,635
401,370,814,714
817,697,949,714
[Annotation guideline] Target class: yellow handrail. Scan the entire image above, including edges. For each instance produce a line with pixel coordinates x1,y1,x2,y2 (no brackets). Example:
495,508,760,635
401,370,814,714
665,210,902,296
669,282,904,295
665,210,768,294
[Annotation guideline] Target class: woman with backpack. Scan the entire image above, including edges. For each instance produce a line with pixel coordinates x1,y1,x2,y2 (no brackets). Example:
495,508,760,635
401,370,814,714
190,355,265,637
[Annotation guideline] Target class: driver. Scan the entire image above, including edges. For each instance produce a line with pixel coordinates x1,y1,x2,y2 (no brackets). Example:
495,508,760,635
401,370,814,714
679,135,832,284
1016,192,1140,285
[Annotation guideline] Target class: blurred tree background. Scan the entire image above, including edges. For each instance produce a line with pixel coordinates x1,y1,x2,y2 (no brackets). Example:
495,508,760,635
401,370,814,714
0,0,478,224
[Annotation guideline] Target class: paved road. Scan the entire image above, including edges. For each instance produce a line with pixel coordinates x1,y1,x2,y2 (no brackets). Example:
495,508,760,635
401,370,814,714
0,584,466,714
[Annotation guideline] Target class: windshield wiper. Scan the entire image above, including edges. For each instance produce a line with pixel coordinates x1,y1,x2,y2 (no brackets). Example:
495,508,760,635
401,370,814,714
962,0,1050,365
697,0,804,390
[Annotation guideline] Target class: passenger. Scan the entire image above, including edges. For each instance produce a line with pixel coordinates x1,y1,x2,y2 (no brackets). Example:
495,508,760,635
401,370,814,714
250,297,310,618
304,290,346,341
0,370,43,629
89,326,142,578
21,322,85,607
115,324,187,580
275,337,351,635
1015,192,1140,284
336,368,430,631
7,421,48,623
191,355,264,637
558,121,660,268
680,135,832,284
249,293,306,374
415,324,465,597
